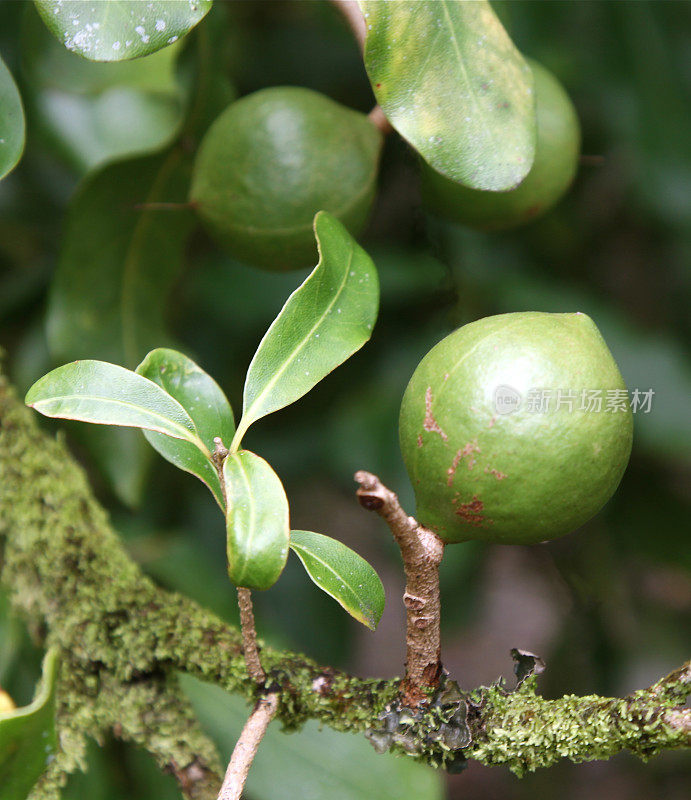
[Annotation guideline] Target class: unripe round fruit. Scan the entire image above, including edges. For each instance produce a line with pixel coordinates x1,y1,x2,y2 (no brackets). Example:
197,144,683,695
190,86,382,271
399,312,632,545
421,60,580,231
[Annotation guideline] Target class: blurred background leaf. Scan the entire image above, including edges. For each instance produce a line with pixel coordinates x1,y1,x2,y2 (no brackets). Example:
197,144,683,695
0,55,25,180
20,6,186,173
181,673,444,800
43,150,196,506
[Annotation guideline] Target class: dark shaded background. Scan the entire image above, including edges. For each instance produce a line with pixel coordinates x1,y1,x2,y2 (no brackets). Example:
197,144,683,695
1,1,689,798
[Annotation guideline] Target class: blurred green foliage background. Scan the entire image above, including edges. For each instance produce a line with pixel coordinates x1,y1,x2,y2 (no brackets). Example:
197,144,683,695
0,2,689,799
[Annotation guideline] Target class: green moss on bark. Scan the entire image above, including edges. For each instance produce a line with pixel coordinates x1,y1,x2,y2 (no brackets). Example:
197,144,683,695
0,372,397,797
470,678,690,776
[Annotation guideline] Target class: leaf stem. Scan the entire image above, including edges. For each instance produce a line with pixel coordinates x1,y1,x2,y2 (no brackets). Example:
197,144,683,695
332,0,366,49
228,421,248,455
237,587,266,684
331,0,393,136
216,692,279,800
354,470,445,707
368,105,393,135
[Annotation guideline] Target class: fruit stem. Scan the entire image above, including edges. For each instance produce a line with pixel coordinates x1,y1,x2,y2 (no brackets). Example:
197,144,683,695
368,105,393,136
332,0,366,49
354,470,445,708
332,0,393,136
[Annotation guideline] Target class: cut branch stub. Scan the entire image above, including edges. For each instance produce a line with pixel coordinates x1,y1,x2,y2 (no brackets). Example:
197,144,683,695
354,470,444,707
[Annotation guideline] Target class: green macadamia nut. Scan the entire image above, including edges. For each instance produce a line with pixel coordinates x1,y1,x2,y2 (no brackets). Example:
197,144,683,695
191,86,382,271
399,312,632,545
421,60,580,231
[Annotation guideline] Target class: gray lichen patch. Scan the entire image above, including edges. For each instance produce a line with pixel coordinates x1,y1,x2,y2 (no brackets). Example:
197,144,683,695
365,674,471,773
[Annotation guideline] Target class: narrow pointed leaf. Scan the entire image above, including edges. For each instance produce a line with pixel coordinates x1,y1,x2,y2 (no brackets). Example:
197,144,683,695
235,211,379,446
223,451,289,590
361,0,536,190
0,649,59,800
289,531,385,630
35,0,212,62
0,55,25,180
26,360,207,452
137,348,235,508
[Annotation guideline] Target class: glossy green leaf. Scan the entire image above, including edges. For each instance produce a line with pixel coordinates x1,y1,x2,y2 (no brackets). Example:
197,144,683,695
0,55,25,180
181,673,444,800
25,360,208,453
0,649,59,800
35,0,212,62
233,211,379,448
223,450,289,590
289,531,384,630
361,0,536,191
136,348,234,508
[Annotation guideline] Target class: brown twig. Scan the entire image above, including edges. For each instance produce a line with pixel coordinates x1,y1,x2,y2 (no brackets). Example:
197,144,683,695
237,587,266,684
354,470,445,707
217,693,279,800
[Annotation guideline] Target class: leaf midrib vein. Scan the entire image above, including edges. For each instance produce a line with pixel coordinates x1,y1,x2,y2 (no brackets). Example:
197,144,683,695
439,0,496,149
243,242,355,423
231,456,256,586
34,394,200,446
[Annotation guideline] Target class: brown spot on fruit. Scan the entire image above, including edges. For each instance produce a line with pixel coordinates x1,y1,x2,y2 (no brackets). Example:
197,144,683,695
417,434,423,448
423,387,448,442
484,467,507,480
456,496,485,526
447,440,481,485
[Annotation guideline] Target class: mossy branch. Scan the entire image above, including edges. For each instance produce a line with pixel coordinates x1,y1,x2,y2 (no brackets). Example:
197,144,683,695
0,369,688,798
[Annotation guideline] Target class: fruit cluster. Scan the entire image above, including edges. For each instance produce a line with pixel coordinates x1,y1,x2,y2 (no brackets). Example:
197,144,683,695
188,55,629,547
